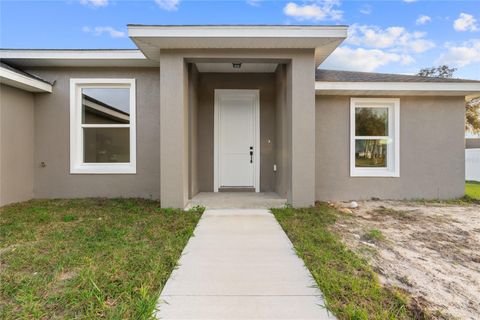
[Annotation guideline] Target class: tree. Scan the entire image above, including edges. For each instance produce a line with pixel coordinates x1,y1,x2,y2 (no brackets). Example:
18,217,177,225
417,65,457,78
466,97,480,134
417,65,480,133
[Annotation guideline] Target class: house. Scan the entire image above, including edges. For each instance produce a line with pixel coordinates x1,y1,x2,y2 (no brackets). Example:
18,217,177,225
1,25,480,208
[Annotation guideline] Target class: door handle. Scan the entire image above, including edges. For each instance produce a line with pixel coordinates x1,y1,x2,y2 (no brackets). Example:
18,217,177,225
249,146,253,163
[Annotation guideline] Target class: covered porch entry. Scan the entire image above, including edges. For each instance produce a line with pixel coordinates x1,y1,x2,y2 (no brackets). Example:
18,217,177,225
190,64,286,196
187,64,289,209
168,55,313,209
128,25,347,208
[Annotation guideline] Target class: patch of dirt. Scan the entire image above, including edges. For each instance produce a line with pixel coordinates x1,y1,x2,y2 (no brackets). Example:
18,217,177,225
57,270,77,281
331,200,480,320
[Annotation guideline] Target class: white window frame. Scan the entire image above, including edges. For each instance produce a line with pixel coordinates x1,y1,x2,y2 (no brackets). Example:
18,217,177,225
350,98,400,177
70,78,136,174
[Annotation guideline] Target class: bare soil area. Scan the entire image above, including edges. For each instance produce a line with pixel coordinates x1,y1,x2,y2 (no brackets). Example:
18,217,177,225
331,200,480,320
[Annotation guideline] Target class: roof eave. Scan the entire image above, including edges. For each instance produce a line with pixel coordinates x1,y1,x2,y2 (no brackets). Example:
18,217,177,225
0,49,157,67
127,25,349,36
0,66,52,92
128,25,348,66
315,81,480,97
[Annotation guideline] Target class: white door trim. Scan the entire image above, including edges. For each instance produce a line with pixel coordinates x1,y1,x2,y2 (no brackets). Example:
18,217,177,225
214,89,260,192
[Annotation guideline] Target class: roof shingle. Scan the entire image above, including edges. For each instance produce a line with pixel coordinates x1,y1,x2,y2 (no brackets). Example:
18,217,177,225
316,69,480,83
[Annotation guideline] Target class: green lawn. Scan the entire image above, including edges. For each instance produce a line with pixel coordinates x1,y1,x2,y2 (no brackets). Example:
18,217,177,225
466,181,480,200
411,182,480,205
0,198,203,319
272,204,416,320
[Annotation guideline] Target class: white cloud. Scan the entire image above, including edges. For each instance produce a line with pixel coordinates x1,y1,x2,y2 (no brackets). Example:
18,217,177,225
416,15,431,25
438,39,480,67
155,0,180,11
246,0,261,6
283,0,342,21
80,0,108,7
453,13,479,32
359,5,371,15
82,26,126,38
324,24,434,73
322,46,414,72
347,24,435,53
403,0,417,3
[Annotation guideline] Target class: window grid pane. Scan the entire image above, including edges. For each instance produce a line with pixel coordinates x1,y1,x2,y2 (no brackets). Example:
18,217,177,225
355,138,388,168
355,107,389,136
81,88,130,125
83,127,130,163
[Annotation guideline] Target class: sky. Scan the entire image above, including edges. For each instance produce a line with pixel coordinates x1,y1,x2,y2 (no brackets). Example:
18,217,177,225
1,0,479,79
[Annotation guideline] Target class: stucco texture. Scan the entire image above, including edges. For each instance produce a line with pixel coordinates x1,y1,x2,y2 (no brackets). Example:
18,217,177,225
315,96,466,200
26,67,160,199
0,84,35,205
274,64,288,198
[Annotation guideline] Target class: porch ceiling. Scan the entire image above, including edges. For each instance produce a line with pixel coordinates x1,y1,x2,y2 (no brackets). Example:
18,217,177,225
128,25,348,67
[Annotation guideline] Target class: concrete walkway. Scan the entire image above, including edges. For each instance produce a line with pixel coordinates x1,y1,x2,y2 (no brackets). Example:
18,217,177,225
155,209,335,319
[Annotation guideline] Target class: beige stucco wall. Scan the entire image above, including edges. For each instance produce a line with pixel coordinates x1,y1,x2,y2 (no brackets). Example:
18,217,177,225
0,84,35,206
159,54,189,207
25,67,160,199
2,64,467,206
315,96,466,200
196,73,277,192
188,64,200,198
287,52,316,207
274,64,288,198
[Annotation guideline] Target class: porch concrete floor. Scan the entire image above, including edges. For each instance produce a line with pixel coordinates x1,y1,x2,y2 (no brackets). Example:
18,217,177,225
155,209,335,320
185,192,286,210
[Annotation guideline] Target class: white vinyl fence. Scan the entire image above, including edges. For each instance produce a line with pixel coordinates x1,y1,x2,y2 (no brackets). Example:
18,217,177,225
466,149,480,182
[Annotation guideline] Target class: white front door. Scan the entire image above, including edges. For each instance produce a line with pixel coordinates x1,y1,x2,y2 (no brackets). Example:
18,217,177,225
214,90,260,192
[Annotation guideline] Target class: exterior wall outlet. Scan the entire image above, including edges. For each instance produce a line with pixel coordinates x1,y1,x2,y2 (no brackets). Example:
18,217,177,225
273,164,277,172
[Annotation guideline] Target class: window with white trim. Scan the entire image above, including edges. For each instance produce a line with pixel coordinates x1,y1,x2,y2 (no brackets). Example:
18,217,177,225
70,79,136,174
350,98,400,177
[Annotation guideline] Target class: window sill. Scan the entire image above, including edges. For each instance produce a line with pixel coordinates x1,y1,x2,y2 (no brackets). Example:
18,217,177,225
70,164,136,174
350,169,399,178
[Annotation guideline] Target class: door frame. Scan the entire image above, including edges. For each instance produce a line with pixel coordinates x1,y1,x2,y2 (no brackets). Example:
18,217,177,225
214,89,260,192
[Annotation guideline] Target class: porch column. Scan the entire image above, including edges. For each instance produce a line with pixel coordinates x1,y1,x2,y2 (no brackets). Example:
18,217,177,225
288,52,316,207
160,52,189,208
